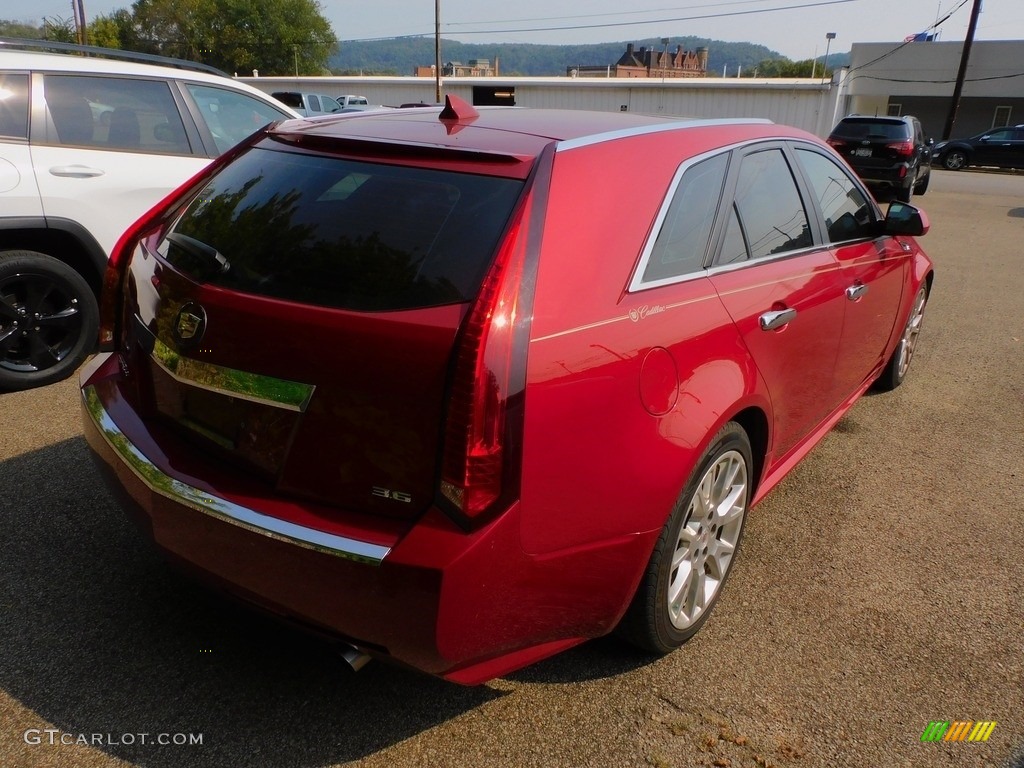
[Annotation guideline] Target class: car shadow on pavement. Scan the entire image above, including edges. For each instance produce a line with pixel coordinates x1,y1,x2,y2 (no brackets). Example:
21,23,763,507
0,437,501,767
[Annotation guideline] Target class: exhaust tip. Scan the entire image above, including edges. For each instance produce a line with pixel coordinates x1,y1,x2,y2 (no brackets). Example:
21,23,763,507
338,644,372,672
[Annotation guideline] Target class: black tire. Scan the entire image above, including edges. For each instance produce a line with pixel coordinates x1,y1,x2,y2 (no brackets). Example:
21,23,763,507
943,150,968,170
0,250,99,391
913,170,930,196
875,283,928,392
618,422,752,654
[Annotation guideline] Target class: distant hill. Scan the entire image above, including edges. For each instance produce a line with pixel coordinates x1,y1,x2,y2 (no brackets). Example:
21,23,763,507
331,37,850,77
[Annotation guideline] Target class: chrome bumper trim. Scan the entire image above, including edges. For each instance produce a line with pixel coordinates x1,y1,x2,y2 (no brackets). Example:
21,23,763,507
83,385,390,565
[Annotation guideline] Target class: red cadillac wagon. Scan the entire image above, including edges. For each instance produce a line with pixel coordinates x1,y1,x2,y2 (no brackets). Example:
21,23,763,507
81,96,933,683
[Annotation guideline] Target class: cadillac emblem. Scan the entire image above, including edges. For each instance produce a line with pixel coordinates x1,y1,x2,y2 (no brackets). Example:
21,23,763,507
172,302,207,347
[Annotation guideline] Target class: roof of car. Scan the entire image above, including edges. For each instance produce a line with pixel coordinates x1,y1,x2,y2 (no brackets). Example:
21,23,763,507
0,47,297,111
272,105,780,159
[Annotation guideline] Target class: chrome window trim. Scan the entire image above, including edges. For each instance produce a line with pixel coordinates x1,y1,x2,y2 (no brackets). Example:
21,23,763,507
556,117,772,154
82,384,390,564
704,242,831,279
629,138,793,294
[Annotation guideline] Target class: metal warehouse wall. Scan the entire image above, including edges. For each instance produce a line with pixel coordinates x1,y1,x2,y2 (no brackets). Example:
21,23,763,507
239,76,843,137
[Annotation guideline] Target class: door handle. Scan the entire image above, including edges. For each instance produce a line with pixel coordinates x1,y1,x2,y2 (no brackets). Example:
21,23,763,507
846,283,869,301
759,308,797,331
49,165,105,178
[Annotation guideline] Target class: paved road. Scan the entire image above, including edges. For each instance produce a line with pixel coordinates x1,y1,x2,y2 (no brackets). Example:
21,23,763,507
2,169,1022,768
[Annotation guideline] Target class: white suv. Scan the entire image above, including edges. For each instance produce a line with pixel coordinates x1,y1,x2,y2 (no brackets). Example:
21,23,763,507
0,41,299,390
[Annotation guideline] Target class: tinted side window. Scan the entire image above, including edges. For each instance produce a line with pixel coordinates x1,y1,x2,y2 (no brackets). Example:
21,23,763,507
161,147,524,311
795,148,875,243
44,74,188,153
640,152,728,283
272,92,303,109
0,73,29,139
187,84,290,154
716,148,810,263
308,95,321,112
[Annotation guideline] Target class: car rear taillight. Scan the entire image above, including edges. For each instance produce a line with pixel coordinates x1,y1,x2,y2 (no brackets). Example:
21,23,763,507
887,140,914,157
438,158,548,526
97,133,270,350
826,138,846,149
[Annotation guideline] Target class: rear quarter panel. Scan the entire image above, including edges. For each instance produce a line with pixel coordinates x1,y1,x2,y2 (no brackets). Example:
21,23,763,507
520,126,773,557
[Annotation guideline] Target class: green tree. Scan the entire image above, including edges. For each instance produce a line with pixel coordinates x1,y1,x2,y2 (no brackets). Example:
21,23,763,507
0,20,44,38
746,58,829,78
43,16,78,43
129,0,336,74
88,15,124,49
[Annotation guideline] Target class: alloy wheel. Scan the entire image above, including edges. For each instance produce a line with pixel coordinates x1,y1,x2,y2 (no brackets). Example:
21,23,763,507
667,450,748,630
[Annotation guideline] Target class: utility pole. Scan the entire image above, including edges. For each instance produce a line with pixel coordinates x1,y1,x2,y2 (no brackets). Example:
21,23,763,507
942,0,982,140
77,0,88,45
434,0,442,102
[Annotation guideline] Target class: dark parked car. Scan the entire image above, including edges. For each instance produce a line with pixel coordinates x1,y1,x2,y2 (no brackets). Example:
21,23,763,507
82,97,933,683
934,125,1024,170
827,115,932,202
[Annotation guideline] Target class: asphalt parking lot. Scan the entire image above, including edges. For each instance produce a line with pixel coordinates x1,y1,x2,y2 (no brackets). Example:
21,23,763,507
1,169,1022,768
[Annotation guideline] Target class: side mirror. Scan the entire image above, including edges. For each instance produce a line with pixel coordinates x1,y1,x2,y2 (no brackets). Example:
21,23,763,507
884,201,929,237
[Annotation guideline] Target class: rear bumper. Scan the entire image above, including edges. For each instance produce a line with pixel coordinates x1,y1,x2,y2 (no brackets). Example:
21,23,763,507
852,163,917,189
81,352,648,683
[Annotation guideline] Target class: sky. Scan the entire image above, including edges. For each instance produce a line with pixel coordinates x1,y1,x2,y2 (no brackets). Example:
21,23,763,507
5,0,1022,61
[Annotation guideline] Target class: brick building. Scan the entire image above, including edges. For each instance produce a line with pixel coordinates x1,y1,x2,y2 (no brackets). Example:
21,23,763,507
570,42,708,79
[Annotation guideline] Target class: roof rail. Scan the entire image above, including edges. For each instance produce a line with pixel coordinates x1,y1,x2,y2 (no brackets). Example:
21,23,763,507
0,37,227,77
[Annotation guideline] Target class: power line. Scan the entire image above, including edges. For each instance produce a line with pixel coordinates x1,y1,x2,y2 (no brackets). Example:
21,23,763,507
340,0,861,42
845,0,970,74
445,0,802,28
852,72,1024,84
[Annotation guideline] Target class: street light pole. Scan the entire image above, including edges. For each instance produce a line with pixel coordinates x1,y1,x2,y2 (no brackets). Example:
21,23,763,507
823,32,836,84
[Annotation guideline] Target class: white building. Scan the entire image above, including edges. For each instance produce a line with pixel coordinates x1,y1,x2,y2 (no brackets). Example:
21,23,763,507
842,40,1024,140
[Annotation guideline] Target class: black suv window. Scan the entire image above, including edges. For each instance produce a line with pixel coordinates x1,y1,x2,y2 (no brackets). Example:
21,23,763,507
717,148,811,264
0,73,29,139
160,145,524,311
831,118,910,141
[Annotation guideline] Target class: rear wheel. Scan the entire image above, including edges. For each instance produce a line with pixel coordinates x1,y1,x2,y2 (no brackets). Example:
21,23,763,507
0,250,98,391
895,182,913,203
943,150,968,170
875,283,928,391
619,422,752,654
913,170,930,196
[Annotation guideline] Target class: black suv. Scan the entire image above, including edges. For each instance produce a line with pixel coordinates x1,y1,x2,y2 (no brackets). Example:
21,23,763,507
934,125,1024,170
827,115,932,202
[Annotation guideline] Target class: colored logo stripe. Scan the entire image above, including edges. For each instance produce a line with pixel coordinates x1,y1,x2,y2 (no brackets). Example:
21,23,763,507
920,721,996,742
969,722,997,742
945,721,974,741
